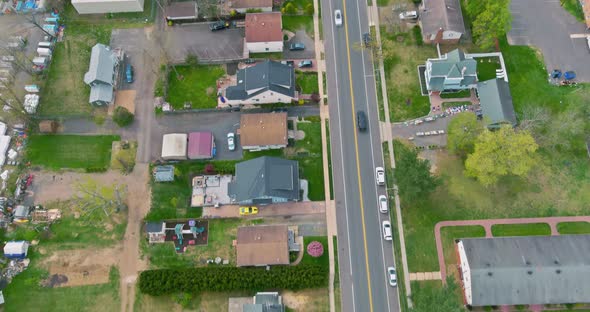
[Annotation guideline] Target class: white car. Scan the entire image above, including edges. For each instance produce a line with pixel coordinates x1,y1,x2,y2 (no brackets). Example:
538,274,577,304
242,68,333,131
227,132,235,151
378,195,388,213
438,130,445,134
398,11,418,20
334,9,343,26
382,220,392,241
387,266,397,287
375,167,385,186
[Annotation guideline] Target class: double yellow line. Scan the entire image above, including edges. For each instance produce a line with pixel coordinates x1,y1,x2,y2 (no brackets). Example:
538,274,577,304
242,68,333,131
340,1,374,311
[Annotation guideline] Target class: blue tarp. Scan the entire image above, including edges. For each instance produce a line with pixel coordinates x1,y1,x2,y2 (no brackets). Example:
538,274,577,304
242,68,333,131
564,71,576,80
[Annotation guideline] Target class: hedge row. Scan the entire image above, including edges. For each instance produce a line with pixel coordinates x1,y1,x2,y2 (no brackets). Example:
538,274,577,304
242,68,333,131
139,265,328,295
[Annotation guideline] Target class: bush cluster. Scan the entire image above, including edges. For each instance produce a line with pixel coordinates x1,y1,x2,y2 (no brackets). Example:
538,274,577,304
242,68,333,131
139,265,328,296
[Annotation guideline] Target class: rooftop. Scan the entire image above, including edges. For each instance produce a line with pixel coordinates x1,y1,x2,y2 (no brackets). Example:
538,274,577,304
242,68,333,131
420,0,467,37
477,78,517,128
187,132,214,159
230,0,272,9
236,225,289,267
239,113,288,147
226,61,295,100
245,12,283,43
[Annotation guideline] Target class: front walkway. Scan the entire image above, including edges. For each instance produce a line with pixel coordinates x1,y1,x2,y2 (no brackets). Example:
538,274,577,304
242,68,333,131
434,216,590,284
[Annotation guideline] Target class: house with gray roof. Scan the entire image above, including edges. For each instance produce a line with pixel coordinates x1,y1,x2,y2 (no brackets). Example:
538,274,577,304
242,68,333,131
244,292,285,312
419,0,466,44
223,60,297,106
476,78,517,128
424,49,477,93
153,165,175,182
228,156,300,205
83,43,120,106
456,235,590,307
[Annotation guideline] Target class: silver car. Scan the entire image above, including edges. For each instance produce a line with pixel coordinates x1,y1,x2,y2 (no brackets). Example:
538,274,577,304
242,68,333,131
382,220,392,241
387,267,397,287
227,132,235,151
334,9,343,26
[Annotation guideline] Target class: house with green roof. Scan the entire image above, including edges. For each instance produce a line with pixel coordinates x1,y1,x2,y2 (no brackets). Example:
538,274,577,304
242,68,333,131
424,49,477,93
476,78,517,129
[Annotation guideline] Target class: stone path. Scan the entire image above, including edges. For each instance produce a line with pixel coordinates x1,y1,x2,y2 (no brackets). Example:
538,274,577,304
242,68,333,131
408,271,441,281
434,216,590,284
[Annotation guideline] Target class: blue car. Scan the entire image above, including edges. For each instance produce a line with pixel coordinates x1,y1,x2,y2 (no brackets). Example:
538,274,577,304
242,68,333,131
125,63,134,83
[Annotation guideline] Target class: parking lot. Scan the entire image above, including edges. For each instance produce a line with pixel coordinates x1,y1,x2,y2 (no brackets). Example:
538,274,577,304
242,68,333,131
162,23,246,63
508,0,590,82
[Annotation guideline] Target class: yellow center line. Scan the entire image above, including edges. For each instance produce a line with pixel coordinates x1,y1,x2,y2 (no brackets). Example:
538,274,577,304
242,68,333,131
340,3,374,312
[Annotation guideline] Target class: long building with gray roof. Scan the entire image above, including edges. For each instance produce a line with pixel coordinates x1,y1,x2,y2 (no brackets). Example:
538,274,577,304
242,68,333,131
456,235,590,307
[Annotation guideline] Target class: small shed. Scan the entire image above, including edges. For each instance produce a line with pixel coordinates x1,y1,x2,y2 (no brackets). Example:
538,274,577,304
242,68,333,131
38,120,58,133
153,165,175,182
146,222,166,243
3,241,29,259
165,1,198,23
188,132,215,160
161,133,188,160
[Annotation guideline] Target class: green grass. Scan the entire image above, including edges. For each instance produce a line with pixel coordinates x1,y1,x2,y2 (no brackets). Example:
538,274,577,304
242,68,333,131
377,0,390,6
167,65,225,109
411,279,463,311
560,0,585,22
325,120,333,200
439,89,471,99
301,236,329,268
333,236,341,312
44,215,127,249
286,0,313,11
27,135,119,170
249,52,284,60
282,15,315,37
443,101,471,108
440,226,485,265
557,222,590,234
296,72,320,94
290,120,325,201
475,56,501,81
491,223,551,237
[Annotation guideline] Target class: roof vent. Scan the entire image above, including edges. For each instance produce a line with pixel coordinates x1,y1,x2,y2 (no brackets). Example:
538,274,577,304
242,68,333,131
485,263,491,267
556,269,561,274
487,272,493,276
527,271,533,275
554,259,560,265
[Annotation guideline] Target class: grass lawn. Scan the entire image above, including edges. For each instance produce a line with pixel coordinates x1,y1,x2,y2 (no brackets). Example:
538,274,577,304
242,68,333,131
325,120,333,200
443,101,471,108
288,119,325,201
135,291,250,312
491,223,552,237
282,15,314,38
475,56,501,81
27,135,119,170
557,221,590,234
382,28,436,121
300,236,329,268
560,0,585,22
439,89,471,99
440,226,485,267
296,72,319,94
167,65,225,109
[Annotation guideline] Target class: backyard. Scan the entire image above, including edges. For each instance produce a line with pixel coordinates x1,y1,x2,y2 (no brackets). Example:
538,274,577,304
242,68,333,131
296,72,320,94
27,135,119,170
475,56,501,81
166,65,225,109
282,0,314,37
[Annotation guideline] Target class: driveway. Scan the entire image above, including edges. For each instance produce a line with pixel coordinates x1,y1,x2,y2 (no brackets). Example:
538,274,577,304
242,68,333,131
391,115,452,147
508,0,590,81
283,30,316,59
162,24,246,63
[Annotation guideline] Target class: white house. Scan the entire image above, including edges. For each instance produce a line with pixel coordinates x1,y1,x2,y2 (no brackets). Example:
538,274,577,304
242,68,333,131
245,12,283,53
223,60,297,105
71,0,144,14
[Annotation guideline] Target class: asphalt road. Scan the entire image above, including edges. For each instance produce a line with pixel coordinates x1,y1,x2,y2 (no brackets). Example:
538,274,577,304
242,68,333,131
321,0,401,311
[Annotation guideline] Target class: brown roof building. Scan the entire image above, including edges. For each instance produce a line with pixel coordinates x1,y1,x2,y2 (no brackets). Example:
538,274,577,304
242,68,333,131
239,112,288,151
245,12,283,43
236,225,290,267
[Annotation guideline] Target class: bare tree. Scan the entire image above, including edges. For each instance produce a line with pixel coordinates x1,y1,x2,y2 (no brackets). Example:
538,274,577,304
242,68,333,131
73,179,128,221
517,105,550,132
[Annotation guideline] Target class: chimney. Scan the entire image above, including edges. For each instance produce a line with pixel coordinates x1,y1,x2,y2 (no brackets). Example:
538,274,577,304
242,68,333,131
461,66,467,76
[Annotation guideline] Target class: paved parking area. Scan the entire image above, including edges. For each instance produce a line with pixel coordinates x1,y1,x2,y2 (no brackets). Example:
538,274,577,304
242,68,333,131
163,24,246,63
390,116,452,147
508,0,590,82
284,30,316,59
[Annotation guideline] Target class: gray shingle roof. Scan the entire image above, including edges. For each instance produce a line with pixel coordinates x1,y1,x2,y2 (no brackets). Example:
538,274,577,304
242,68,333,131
228,156,300,203
427,49,477,92
226,61,295,100
153,165,175,182
459,235,590,306
89,83,113,105
84,43,116,86
477,78,517,128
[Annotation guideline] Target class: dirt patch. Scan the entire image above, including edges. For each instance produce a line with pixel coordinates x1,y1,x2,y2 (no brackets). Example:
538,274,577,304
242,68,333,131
282,289,329,311
40,247,121,287
112,90,137,115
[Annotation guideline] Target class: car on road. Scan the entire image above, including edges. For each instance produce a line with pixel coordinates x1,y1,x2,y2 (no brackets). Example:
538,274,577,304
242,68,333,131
356,111,367,131
239,206,258,215
378,195,388,213
209,21,227,31
227,132,235,151
387,267,397,287
382,220,392,240
375,167,385,185
125,63,134,83
298,60,313,68
289,43,305,51
363,32,371,47
334,9,343,26
399,11,418,20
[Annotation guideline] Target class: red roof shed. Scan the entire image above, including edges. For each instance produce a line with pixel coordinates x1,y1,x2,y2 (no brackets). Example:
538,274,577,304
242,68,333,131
188,132,215,160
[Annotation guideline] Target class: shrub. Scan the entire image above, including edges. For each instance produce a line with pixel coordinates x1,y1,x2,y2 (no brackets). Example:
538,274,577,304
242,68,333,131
306,241,324,257
283,2,297,14
304,3,314,15
139,265,328,296
113,107,134,127
412,25,423,46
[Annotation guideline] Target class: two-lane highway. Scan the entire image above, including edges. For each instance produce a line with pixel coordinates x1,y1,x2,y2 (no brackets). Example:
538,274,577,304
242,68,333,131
321,0,402,311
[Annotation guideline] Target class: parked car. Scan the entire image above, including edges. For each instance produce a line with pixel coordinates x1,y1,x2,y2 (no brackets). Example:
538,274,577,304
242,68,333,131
281,60,295,67
398,11,418,20
356,111,367,131
239,206,258,215
416,132,425,137
289,43,305,51
334,9,343,26
387,267,397,287
378,195,388,213
227,132,235,151
298,60,313,68
209,21,227,31
125,63,133,83
375,167,385,186
438,130,445,134
382,220,392,240
363,32,371,47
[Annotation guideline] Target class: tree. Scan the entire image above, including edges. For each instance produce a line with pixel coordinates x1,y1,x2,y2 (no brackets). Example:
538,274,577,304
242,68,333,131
113,106,134,127
283,2,298,14
73,179,127,222
471,0,511,50
447,112,485,158
465,126,538,186
393,141,439,203
304,3,314,15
